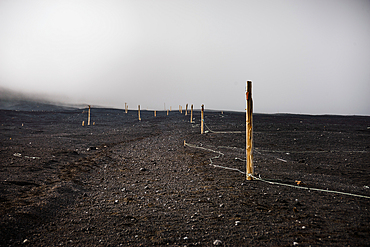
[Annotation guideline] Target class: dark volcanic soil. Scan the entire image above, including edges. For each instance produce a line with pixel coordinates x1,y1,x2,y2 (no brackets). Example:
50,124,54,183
0,105,369,246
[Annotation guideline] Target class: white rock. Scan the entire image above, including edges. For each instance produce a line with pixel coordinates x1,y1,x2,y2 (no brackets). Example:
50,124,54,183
213,240,222,245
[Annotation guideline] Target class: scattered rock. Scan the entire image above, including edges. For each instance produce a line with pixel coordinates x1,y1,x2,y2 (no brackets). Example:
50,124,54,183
213,239,222,245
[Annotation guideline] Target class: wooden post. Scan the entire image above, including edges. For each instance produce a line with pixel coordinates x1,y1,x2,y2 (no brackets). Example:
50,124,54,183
201,104,204,134
82,121,84,126
167,109,169,116
170,106,172,111
190,104,193,123
246,81,254,180
88,105,91,126
125,103,128,113
185,104,188,116
154,110,156,117
138,105,141,121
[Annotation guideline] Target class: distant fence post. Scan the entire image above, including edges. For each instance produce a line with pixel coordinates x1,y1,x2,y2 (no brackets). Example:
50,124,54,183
125,103,128,113
201,104,204,134
167,109,169,116
190,104,193,123
154,110,156,117
88,105,91,126
246,81,254,180
185,104,188,115
138,105,141,121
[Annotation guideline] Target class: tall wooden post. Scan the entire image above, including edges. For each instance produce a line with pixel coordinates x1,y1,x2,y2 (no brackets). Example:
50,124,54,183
125,103,128,113
138,105,141,121
88,105,91,126
167,109,169,116
185,104,188,115
154,110,156,117
201,104,204,134
190,104,193,123
246,81,254,180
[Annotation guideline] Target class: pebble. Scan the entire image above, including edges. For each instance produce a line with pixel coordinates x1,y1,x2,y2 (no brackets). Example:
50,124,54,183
213,240,222,245
235,221,241,226
140,168,147,172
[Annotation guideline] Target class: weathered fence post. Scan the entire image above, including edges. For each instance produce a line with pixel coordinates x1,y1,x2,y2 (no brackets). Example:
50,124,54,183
190,104,193,123
154,110,156,117
138,105,141,121
88,105,91,126
125,103,128,113
201,104,204,134
246,81,254,180
185,104,188,115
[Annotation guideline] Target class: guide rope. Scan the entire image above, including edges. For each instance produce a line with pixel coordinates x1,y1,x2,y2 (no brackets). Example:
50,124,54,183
184,141,370,199
247,174,370,199
203,121,245,134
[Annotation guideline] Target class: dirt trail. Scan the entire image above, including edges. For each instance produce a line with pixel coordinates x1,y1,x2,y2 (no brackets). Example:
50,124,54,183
1,108,369,246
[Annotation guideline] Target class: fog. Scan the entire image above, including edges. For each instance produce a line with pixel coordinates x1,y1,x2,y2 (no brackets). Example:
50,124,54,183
1,0,369,115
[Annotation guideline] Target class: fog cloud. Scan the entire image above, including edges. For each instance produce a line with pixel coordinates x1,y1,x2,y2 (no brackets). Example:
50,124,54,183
1,0,369,114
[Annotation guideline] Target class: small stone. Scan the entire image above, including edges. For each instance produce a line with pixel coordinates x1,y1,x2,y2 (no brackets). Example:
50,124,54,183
140,168,147,172
114,200,119,204
219,204,224,208
293,242,298,245
183,236,189,240
213,240,222,245
235,221,241,226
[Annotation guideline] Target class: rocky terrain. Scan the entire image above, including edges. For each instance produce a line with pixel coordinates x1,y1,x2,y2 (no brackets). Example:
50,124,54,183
0,103,369,246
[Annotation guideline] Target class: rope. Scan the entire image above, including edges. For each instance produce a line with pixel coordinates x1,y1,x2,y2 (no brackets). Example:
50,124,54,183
248,174,370,199
258,150,368,154
203,121,245,134
184,141,370,200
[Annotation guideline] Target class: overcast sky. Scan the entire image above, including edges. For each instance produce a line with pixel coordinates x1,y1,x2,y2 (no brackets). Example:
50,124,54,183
0,0,369,115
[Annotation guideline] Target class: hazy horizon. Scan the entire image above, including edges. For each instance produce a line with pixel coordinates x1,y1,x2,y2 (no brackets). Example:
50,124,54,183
1,0,369,115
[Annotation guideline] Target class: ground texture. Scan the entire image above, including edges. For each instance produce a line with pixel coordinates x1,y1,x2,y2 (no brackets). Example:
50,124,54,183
0,105,369,246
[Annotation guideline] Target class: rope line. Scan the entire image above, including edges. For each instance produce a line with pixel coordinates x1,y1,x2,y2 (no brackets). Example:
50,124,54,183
203,121,245,134
248,174,370,199
184,141,370,200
